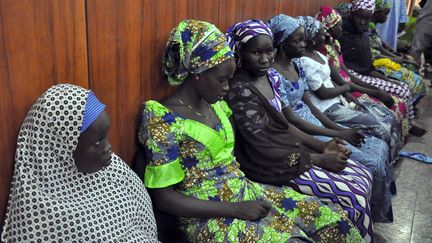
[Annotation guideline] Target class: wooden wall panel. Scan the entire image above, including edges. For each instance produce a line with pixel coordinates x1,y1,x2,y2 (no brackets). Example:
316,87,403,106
86,0,222,167
218,0,281,30
0,0,88,230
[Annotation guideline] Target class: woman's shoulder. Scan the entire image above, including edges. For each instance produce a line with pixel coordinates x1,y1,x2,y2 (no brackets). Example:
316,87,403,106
143,100,170,117
139,100,179,136
228,75,254,96
299,55,318,69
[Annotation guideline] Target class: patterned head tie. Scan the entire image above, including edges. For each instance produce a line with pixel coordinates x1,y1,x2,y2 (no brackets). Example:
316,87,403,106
296,16,322,42
226,19,273,53
335,3,353,17
267,14,302,46
81,91,105,132
351,0,376,12
375,0,391,11
316,6,343,31
162,20,234,86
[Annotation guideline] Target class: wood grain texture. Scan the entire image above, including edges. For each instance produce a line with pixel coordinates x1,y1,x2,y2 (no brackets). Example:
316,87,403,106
0,0,88,230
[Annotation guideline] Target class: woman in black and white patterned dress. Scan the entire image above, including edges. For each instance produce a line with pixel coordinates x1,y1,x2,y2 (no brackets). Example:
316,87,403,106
2,83,158,242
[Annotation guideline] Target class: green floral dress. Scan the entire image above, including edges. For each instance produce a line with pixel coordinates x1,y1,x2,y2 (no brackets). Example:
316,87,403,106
138,100,363,243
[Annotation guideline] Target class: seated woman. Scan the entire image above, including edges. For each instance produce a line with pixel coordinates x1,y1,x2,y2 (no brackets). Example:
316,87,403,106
336,0,427,136
1,84,158,242
316,5,411,144
138,19,363,242
369,0,426,104
295,16,399,165
226,19,372,241
335,1,418,126
267,14,395,226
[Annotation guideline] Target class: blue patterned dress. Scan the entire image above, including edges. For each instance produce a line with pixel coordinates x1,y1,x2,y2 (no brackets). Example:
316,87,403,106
274,62,395,224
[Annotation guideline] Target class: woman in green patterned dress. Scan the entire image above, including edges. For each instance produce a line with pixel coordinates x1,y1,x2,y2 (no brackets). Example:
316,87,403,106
138,19,363,242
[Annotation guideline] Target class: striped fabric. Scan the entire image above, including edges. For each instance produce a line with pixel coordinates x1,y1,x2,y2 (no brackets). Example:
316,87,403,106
348,69,415,120
80,91,106,132
292,159,374,243
267,68,284,112
351,0,376,12
226,19,272,53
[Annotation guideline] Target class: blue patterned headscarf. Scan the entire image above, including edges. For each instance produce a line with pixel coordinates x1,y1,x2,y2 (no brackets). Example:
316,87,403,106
335,3,352,17
226,19,273,53
162,20,234,86
267,14,302,46
81,91,106,133
296,16,322,42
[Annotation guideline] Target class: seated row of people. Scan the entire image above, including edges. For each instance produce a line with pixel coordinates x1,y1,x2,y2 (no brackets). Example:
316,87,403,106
2,0,427,242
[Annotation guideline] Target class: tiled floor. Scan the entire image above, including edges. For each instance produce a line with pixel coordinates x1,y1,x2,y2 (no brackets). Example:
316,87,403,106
374,84,432,243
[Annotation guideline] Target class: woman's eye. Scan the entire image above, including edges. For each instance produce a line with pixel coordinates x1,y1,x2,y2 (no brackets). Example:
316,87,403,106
94,140,101,146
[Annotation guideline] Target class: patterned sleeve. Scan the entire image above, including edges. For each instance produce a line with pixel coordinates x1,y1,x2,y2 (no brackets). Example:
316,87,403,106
217,100,233,118
227,82,270,135
299,57,323,91
138,101,185,188
293,58,310,91
268,69,290,108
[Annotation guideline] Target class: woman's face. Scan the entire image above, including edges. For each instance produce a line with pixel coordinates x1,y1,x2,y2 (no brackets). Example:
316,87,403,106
329,21,343,39
239,34,276,77
313,27,326,47
281,26,306,58
195,58,236,103
352,9,374,33
73,111,112,173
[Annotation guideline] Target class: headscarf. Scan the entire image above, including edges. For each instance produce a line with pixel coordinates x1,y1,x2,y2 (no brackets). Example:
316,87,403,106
80,91,105,132
267,14,302,46
375,0,391,11
162,20,233,86
316,6,343,30
2,84,158,242
226,19,272,53
296,16,322,41
351,0,376,12
335,3,352,17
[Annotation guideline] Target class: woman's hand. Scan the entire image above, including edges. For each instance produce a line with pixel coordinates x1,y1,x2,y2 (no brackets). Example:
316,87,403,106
385,77,401,85
344,92,362,110
230,201,271,221
312,153,348,172
337,129,365,147
376,91,395,108
324,138,352,158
